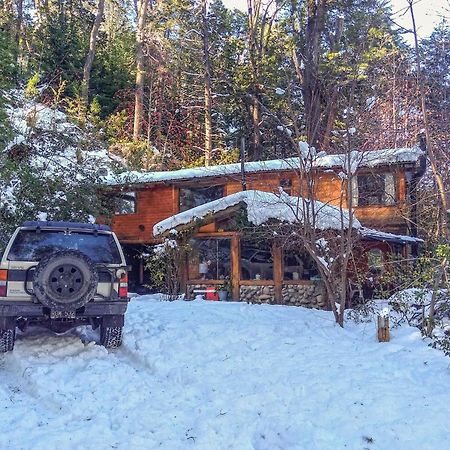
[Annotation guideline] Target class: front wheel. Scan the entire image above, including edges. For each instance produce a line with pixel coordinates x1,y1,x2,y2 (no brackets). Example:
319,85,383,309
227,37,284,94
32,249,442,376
0,328,16,352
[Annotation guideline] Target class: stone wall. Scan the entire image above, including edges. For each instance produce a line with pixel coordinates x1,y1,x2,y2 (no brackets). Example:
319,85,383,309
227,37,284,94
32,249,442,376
187,282,328,309
240,285,275,304
282,283,327,309
239,282,327,309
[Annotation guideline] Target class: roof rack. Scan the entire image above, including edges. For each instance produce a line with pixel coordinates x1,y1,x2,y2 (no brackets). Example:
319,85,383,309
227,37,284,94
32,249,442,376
21,221,111,231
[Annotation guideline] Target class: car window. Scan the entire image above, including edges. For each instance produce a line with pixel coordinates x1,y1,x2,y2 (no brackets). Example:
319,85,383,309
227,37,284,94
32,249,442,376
8,230,122,264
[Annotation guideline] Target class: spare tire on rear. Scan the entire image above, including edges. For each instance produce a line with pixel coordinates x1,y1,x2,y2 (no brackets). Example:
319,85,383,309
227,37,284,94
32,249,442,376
33,250,99,311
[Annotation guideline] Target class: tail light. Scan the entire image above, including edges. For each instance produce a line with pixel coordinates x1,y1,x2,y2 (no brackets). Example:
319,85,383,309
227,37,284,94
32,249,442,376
118,272,128,298
0,270,7,297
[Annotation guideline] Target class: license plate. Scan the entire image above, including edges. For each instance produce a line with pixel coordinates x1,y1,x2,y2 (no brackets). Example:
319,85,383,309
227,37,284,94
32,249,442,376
50,310,76,319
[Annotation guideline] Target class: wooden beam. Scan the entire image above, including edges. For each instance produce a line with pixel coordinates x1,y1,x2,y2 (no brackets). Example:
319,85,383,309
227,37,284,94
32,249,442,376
273,244,283,304
231,235,241,300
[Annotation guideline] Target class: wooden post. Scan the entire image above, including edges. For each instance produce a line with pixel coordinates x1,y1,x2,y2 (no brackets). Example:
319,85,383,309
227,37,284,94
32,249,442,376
377,314,390,342
273,244,283,304
231,235,241,301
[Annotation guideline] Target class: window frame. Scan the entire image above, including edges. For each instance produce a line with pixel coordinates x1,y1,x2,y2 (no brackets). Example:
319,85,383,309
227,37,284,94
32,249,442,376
187,236,232,281
179,185,224,213
353,172,397,207
240,239,274,281
113,191,137,215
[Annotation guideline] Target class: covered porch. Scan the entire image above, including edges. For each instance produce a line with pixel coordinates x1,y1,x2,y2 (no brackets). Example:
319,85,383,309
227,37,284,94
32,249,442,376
152,190,422,308
184,232,327,308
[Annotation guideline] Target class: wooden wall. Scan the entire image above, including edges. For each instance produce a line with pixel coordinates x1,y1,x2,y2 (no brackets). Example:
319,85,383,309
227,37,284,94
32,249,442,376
111,186,178,243
109,167,410,244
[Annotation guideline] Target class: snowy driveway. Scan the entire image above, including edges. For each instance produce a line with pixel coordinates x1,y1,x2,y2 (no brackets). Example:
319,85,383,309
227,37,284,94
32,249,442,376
1,296,450,450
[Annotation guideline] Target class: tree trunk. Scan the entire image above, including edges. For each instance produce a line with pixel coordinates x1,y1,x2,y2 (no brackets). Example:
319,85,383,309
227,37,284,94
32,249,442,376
15,0,23,72
251,93,262,159
80,0,105,120
201,0,213,166
246,0,263,160
301,0,327,147
133,0,149,141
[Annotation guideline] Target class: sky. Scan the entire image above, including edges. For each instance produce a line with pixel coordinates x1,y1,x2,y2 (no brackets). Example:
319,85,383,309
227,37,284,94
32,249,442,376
222,0,448,41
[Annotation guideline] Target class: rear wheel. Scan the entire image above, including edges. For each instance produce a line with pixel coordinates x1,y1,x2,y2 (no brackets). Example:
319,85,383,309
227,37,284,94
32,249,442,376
100,315,124,348
0,328,16,352
100,326,123,348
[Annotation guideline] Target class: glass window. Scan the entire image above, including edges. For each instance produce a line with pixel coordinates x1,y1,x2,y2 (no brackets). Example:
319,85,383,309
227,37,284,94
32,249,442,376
179,186,224,212
240,240,273,280
280,179,292,195
188,238,231,280
8,230,122,264
283,250,318,280
114,192,136,215
367,248,384,274
356,173,396,206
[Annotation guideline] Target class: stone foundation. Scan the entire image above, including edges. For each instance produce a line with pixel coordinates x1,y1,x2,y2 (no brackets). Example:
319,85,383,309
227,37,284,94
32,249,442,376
282,283,327,309
187,281,328,309
239,282,327,309
240,285,276,304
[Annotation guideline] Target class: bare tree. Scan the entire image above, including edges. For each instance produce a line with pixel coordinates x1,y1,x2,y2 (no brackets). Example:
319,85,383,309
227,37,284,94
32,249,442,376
133,0,149,141
408,0,449,238
246,0,280,160
201,0,213,166
408,0,449,337
80,0,105,120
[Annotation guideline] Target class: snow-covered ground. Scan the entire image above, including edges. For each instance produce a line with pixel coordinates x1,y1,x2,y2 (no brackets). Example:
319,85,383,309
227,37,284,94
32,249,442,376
1,296,450,450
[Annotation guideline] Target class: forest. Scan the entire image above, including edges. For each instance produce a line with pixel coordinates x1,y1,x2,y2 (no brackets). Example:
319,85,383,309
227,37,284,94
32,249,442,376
0,0,448,244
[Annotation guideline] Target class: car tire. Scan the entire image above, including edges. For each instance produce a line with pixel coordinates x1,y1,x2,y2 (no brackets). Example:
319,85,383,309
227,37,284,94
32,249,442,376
0,328,15,352
100,325,123,349
33,250,99,311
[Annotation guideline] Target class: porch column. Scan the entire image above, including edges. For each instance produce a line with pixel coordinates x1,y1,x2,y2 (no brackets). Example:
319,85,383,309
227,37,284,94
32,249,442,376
231,234,241,300
273,244,283,304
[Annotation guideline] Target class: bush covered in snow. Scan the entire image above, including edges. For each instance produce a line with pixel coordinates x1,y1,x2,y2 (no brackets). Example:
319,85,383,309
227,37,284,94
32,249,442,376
0,91,122,249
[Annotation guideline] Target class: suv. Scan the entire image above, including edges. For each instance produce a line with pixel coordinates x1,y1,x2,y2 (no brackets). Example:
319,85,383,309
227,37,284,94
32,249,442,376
0,221,130,352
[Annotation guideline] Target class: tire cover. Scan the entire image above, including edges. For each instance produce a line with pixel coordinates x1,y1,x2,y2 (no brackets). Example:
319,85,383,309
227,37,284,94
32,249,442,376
33,250,99,311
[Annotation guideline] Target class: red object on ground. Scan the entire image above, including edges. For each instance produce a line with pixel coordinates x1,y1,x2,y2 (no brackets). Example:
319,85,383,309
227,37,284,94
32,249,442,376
205,286,219,301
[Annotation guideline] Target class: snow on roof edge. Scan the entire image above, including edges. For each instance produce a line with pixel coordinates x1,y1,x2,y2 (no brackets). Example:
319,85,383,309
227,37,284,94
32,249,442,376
361,227,423,244
105,145,424,187
153,190,360,237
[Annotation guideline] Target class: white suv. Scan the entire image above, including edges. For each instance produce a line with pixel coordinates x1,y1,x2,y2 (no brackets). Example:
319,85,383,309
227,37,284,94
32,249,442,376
0,221,129,351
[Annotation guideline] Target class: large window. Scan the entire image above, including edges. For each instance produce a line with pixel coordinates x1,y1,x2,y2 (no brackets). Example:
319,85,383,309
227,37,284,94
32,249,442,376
179,185,224,212
283,250,318,280
240,241,273,280
354,173,396,206
188,238,231,280
114,192,136,215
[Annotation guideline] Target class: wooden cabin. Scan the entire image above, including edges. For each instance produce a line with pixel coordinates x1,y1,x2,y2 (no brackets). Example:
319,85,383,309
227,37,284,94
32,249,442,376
100,145,426,304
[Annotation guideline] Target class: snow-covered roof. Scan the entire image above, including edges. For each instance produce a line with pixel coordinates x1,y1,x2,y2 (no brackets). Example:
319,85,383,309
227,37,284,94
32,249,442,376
154,190,423,245
153,190,361,236
361,228,423,244
106,145,424,187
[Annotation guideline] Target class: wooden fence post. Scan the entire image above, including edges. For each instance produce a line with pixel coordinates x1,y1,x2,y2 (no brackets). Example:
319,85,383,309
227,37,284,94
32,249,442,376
377,309,390,342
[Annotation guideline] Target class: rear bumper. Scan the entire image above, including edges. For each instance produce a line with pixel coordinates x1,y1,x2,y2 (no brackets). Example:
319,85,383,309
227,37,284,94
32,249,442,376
0,300,129,317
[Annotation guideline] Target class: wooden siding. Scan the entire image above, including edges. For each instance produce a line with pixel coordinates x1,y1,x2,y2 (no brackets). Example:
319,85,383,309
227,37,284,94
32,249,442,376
111,186,178,243
107,168,411,244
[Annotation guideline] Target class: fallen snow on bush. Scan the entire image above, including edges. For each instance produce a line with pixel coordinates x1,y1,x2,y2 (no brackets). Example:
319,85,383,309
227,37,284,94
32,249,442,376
1,296,450,450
